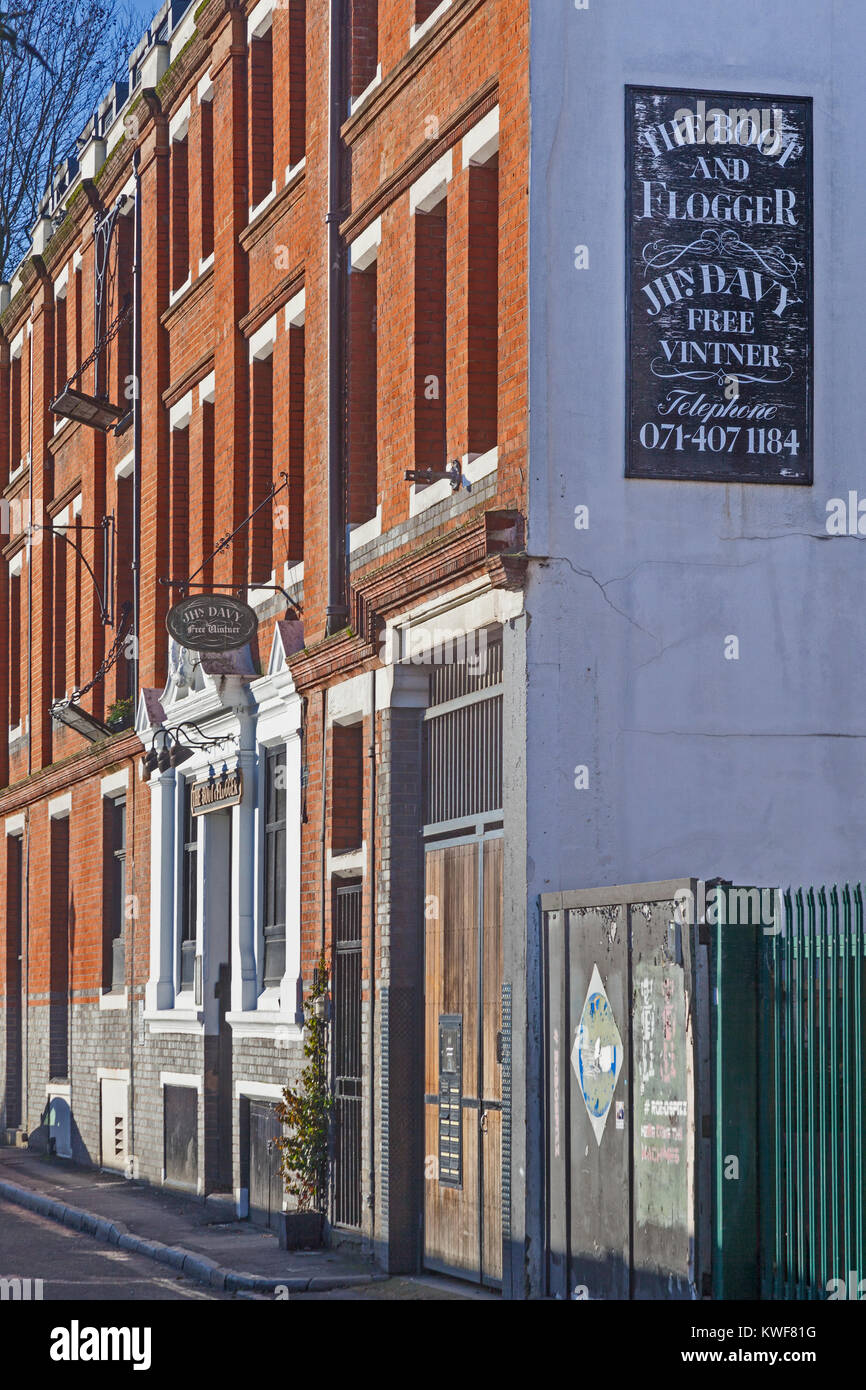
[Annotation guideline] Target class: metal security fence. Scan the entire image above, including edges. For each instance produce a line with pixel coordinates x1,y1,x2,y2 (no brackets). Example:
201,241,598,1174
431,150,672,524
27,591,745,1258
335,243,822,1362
761,887,866,1299
713,884,866,1300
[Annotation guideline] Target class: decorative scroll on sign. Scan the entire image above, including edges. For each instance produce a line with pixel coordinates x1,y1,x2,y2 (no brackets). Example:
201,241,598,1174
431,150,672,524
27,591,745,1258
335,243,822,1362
626,87,812,483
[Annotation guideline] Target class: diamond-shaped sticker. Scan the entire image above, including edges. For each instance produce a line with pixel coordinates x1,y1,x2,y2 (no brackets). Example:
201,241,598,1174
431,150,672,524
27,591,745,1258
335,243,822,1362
571,964,624,1146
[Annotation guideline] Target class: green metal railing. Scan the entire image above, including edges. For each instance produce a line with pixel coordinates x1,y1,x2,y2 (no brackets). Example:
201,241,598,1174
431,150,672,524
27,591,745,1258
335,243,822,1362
713,884,866,1299
760,886,866,1299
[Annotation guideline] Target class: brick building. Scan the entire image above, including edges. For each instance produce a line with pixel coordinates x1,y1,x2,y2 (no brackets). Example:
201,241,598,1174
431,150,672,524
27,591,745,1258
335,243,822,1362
0,0,528,1291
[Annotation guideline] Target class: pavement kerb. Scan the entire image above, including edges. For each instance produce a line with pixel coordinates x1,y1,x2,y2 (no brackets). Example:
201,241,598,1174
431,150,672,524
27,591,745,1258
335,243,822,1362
0,1177,383,1294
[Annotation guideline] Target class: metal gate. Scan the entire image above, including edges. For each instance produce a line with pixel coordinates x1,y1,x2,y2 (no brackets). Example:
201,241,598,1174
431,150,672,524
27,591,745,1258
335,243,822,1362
333,881,362,1228
713,884,866,1299
541,880,709,1300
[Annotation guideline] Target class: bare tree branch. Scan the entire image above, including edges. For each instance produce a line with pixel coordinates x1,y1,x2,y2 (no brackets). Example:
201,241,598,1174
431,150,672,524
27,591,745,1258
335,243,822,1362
0,2,141,281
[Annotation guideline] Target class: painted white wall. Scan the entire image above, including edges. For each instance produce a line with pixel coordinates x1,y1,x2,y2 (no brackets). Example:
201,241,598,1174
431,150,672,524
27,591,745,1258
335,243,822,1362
528,0,866,894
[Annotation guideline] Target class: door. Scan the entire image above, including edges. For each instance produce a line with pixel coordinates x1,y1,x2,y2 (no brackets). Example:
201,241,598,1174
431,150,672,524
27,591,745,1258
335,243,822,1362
423,835,503,1284
214,963,233,1189
333,882,362,1227
249,1100,282,1231
4,835,23,1130
164,1084,198,1189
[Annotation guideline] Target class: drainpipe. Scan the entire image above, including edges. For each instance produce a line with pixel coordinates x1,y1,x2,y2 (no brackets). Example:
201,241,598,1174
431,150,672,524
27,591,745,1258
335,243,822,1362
367,672,376,1220
325,0,348,637
26,312,33,777
131,148,142,709
24,310,34,1130
129,147,143,1166
320,687,328,954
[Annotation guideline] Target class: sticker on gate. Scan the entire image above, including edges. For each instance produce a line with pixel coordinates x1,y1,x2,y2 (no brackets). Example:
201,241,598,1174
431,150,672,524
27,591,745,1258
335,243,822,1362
571,963,624,1146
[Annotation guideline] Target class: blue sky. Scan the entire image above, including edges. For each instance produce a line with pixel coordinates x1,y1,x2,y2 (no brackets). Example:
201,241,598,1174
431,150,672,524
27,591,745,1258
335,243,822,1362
125,0,161,34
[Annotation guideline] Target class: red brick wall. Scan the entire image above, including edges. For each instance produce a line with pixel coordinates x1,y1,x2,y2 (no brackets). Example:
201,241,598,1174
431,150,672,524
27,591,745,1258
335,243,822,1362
0,0,530,1077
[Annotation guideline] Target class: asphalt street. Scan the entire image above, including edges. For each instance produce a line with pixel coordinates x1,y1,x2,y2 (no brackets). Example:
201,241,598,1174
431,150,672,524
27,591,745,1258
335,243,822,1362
0,1201,233,1301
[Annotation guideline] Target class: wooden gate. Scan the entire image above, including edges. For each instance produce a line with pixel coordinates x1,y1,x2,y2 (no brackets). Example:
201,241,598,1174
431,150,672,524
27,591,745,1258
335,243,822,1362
423,835,503,1284
540,880,707,1300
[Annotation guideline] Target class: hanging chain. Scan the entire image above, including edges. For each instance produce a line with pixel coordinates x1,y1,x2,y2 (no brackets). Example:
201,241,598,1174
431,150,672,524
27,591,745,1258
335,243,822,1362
67,601,133,704
62,297,132,395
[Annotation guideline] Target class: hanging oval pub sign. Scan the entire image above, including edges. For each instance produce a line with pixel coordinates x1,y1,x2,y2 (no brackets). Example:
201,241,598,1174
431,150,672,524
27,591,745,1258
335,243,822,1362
166,593,258,652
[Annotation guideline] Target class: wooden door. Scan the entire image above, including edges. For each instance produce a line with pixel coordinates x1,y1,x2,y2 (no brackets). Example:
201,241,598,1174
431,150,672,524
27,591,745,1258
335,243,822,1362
423,836,503,1284
249,1101,282,1231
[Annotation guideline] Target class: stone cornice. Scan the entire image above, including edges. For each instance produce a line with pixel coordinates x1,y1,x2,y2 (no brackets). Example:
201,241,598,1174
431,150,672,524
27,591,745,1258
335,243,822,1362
238,168,306,255
0,730,141,815
341,0,488,146
341,78,498,243
288,509,526,689
160,261,215,331
163,348,217,409
239,265,305,338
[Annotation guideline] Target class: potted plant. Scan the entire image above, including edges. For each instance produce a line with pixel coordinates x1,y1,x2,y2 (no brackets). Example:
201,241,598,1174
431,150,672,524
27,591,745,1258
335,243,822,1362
274,956,331,1249
106,696,134,731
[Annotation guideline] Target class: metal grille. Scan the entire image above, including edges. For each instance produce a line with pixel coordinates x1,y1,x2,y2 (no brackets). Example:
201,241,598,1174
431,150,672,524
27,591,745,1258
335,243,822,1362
424,695,502,826
333,882,363,1228
379,986,390,1221
501,983,512,1251
428,634,502,706
760,886,866,1298
438,1016,463,1187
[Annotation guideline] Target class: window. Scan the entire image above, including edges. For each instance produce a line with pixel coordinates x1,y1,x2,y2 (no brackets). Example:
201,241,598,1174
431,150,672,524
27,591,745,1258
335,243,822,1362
283,0,306,169
249,14,274,210
466,159,499,455
70,512,82,697
171,134,190,294
73,266,83,383
199,397,216,584
8,349,22,478
263,746,287,988
49,815,70,1079
331,724,363,853
105,798,126,991
52,515,67,701
113,212,134,407
170,420,190,583
282,319,305,562
347,261,378,524
249,350,274,582
350,0,378,102
414,202,448,470
4,832,23,1128
8,562,21,729
180,780,197,991
54,287,67,402
114,474,133,702
200,95,214,263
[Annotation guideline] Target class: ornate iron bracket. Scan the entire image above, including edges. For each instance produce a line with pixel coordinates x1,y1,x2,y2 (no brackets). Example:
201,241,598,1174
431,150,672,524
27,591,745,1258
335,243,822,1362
31,514,115,625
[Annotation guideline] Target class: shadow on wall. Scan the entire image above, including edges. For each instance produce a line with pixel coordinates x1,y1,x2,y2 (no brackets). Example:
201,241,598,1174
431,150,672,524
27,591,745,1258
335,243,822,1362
26,1096,91,1167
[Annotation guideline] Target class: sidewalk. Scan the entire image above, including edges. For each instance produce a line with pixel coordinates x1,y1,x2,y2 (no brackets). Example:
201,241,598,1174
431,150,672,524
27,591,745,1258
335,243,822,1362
0,1147,383,1294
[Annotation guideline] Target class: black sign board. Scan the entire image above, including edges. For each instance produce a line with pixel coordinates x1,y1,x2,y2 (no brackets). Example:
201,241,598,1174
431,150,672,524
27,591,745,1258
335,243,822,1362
626,87,812,484
166,594,258,652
